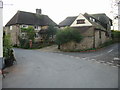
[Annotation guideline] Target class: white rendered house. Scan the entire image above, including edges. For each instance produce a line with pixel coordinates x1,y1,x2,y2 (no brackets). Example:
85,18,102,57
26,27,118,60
0,0,3,69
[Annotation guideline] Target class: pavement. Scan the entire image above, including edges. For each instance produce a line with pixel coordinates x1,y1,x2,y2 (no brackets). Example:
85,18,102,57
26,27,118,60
2,47,118,88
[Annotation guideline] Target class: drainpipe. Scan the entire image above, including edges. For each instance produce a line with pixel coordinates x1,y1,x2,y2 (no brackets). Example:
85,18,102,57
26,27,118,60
93,28,95,48
0,0,3,70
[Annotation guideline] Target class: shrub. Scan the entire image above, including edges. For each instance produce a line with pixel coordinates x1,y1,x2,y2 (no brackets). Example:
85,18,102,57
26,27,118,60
3,35,15,67
3,35,12,58
111,30,120,42
55,27,83,45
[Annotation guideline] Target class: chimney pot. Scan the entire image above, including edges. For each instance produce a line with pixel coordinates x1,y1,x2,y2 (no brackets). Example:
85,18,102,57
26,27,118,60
36,9,42,14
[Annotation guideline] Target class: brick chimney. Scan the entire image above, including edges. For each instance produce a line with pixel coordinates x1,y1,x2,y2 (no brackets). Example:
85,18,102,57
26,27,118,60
36,9,42,14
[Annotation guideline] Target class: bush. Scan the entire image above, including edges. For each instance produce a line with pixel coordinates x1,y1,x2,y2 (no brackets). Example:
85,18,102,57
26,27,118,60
111,30,120,42
19,37,30,49
3,35,12,58
55,27,83,45
98,40,114,48
3,35,15,67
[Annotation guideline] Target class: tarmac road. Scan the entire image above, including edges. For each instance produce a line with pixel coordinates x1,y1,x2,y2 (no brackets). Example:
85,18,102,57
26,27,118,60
2,47,118,88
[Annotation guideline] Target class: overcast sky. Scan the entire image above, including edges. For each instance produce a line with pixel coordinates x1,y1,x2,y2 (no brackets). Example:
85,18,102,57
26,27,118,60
3,0,113,26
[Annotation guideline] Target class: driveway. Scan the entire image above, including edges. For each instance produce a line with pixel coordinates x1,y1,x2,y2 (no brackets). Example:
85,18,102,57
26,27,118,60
2,48,118,88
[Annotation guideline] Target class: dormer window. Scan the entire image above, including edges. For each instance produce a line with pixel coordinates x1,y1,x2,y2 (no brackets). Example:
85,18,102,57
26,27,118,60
93,19,95,22
90,17,95,22
77,19,85,24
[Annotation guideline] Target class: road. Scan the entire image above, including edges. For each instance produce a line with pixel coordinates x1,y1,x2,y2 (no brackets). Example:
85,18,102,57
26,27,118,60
57,43,120,66
2,44,119,88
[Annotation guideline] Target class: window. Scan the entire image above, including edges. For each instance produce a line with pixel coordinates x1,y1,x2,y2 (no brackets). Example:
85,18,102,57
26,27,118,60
90,17,95,22
22,25,28,28
99,31,101,39
10,26,12,30
34,26,41,30
34,26,38,29
35,33,39,38
76,19,85,24
93,19,95,22
21,33,26,39
89,17,92,21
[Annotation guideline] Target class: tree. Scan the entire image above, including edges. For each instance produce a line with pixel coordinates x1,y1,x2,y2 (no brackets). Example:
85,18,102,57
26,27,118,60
110,0,120,30
20,26,36,48
55,27,83,48
21,26,36,41
39,25,57,43
46,25,57,39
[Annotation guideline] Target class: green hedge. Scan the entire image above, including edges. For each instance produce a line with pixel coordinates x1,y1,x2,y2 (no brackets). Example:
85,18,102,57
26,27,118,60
111,30,120,42
56,27,83,45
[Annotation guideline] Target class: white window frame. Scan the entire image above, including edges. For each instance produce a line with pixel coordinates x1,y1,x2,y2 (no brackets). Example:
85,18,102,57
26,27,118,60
21,33,26,39
35,33,39,38
10,26,12,30
22,25,28,28
34,26,41,30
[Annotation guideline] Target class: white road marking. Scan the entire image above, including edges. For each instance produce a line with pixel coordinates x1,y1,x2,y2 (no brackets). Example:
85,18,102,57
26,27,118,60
70,56,74,58
112,66,118,68
91,59,96,61
99,61,105,63
108,49,113,53
106,62,113,65
75,57,80,59
113,57,120,61
116,64,120,67
59,54,63,56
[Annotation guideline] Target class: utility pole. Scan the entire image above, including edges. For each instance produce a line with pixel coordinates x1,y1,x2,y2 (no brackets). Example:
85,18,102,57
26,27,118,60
0,0,3,70
118,1,120,30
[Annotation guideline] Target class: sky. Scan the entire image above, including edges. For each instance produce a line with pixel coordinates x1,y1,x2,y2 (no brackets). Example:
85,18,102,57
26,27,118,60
3,0,114,26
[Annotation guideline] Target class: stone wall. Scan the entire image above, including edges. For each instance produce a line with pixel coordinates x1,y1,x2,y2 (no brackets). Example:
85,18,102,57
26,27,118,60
60,27,111,51
94,30,110,48
5,25,20,45
61,27,95,50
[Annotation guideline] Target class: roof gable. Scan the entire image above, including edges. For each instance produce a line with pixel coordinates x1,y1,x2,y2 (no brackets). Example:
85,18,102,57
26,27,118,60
70,13,92,27
5,11,57,26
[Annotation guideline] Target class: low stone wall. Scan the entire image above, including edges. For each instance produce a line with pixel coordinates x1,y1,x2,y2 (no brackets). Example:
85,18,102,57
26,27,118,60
61,36,94,50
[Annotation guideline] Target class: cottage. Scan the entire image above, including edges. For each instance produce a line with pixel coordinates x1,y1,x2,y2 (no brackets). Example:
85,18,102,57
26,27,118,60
4,9,57,45
59,13,112,50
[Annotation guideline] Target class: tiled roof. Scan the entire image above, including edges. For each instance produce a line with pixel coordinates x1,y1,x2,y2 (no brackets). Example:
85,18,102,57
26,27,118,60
59,16,77,27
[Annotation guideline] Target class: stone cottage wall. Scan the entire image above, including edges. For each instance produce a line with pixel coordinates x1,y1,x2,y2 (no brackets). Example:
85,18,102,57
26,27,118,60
61,27,95,50
60,27,111,50
5,25,20,45
94,30,110,48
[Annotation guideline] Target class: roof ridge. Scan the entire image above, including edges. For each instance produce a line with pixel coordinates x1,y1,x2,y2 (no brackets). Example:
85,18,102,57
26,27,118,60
18,10,46,16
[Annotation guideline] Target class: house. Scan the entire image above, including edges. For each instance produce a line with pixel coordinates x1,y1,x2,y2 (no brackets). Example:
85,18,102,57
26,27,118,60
59,13,112,50
0,0,3,70
4,9,57,45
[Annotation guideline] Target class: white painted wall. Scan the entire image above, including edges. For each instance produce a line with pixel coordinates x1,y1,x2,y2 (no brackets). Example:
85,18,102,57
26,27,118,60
0,0,3,58
70,13,92,27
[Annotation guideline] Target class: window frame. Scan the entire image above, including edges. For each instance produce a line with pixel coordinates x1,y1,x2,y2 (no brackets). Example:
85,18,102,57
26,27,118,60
76,19,85,24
